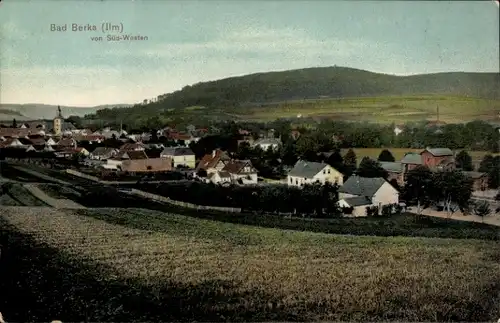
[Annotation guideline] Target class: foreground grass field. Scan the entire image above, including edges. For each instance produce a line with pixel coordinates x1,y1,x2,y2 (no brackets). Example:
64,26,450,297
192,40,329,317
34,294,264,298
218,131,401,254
1,207,499,321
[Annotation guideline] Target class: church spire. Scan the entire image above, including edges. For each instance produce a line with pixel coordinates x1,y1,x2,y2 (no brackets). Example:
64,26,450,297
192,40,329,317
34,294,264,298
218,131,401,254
57,105,62,118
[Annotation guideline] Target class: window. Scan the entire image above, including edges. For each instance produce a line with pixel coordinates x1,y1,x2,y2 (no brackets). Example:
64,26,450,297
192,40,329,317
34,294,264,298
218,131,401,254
147,166,152,170
290,177,292,183
323,170,326,174
328,169,330,174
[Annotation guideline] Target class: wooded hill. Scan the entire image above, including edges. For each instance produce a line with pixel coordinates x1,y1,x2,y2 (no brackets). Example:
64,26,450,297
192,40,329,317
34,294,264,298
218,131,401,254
89,66,500,121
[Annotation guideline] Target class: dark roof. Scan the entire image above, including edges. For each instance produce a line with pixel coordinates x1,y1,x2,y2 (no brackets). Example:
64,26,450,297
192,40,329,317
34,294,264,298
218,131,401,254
342,196,372,207
422,148,453,157
288,160,328,178
161,147,195,156
124,150,148,160
462,171,487,179
339,175,387,197
145,149,162,158
222,160,256,174
91,147,117,156
400,153,422,165
379,162,403,173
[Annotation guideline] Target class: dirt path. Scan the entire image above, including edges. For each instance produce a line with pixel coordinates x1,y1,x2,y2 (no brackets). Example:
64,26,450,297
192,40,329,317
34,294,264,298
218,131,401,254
23,184,85,209
408,207,500,227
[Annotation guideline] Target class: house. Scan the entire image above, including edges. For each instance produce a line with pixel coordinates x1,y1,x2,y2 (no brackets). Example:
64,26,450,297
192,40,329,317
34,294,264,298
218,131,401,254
420,147,455,171
0,138,25,148
196,149,231,173
28,137,46,146
74,134,105,144
169,132,193,145
89,147,119,160
220,159,258,184
56,138,77,149
120,142,146,151
379,161,404,187
463,171,489,191
55,147,88,158
252,138,282,151
120,157,173,174
207,171,232,184
0,128,31,138
338,176,399,217
46,138,57,146
287,160,343,187
160,147,196,168
105,150,148,169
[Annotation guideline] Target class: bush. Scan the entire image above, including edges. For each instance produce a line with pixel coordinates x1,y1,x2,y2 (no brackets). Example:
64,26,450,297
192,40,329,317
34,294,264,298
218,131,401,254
381,204,392,217
365,206,379,217
341,206,354,215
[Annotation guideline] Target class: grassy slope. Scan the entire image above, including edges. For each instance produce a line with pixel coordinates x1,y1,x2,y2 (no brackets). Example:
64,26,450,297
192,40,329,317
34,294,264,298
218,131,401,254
1,207,499,321
234,95,500,123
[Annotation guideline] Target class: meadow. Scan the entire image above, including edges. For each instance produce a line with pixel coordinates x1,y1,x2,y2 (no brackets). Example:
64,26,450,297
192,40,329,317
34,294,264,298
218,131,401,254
1,206,499,322
229,95,500,123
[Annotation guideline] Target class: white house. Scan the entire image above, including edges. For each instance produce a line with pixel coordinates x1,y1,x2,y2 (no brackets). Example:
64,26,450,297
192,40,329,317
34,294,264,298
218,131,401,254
287,160,343,187
337,175,399,217
160,147,196,168
205,160,258,185
252,138,282,151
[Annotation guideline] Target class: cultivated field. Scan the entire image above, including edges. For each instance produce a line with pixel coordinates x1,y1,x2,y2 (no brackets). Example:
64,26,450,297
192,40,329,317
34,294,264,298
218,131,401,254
1,207,499,322
340,148,500,165
229,95,500,123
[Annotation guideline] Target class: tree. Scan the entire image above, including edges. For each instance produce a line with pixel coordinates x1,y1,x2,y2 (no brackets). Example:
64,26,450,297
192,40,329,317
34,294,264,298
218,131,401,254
377,149,395,162
455,150,473,171
478,154,494,173
12,118,17,128
356,157,388,178
487,156,500,189
431,170,473,217
343,149,357,177
402,165,433,216
473,201,491,223
281,140,299,166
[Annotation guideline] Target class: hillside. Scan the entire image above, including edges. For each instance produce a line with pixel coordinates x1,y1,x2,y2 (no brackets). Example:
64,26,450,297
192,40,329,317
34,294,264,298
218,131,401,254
0,103,131,121
161,67,499,107
88,66,500,124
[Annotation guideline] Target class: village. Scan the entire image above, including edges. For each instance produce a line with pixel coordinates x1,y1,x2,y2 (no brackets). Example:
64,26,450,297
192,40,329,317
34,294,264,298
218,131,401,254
1,106,499,219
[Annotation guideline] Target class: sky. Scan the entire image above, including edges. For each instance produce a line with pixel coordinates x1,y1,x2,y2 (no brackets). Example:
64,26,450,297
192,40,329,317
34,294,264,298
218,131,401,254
0,0,499,107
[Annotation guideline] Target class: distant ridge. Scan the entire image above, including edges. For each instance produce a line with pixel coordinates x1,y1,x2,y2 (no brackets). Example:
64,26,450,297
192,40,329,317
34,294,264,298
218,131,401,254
0,103,132,120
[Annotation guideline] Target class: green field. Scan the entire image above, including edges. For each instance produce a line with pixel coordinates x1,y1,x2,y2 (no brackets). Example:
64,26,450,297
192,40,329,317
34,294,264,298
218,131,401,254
233,96,500,123
1,206,499,321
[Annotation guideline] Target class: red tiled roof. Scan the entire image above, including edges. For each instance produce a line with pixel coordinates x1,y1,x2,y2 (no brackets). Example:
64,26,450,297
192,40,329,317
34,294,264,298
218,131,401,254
222,160,256,174
196,149,229,171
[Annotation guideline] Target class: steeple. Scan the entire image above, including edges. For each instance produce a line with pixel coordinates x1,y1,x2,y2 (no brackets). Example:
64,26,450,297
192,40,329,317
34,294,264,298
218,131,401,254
57,105,62,118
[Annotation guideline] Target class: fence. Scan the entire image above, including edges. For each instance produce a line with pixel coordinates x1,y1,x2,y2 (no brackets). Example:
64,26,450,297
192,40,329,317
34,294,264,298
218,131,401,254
67,169,241,212
129,188,242,213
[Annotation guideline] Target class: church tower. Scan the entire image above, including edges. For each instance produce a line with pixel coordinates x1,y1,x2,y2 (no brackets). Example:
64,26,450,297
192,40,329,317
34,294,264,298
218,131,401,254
53,106,63,135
